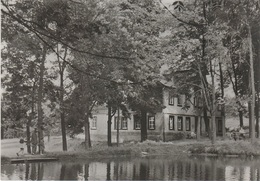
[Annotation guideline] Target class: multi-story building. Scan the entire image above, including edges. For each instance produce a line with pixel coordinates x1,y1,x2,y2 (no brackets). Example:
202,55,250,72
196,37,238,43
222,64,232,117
89,83,223,143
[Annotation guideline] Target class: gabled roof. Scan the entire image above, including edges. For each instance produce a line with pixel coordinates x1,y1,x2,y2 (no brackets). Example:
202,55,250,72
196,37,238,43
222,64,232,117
159,79,175,88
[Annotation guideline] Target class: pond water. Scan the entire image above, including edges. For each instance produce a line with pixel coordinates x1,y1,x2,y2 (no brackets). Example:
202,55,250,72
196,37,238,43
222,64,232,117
1,156,260,180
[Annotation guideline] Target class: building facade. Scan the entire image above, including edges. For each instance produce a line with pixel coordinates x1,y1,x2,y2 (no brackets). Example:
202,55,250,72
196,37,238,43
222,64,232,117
89,88,223,143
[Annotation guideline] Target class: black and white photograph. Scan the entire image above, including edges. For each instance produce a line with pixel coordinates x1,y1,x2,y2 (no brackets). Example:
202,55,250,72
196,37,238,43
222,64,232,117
1,0,260,180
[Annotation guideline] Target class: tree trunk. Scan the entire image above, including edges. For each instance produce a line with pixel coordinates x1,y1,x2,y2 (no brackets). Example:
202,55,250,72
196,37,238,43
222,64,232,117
57,45,67,151
107,105,112,146
26,121,31,154
255,28,260,138
256,99,259,138
197,116,201,140
1,127,4,139
27,82,35,154
210,59,216,145
249,26,255,142
88,117,91,148
239,110,244,127
211,111,216,144
141,110,147,142
37,45,47,154
219,62,226,138
203,107,210,136
60,71,67,151
84,115,91,149
117,107,120,147
249,101,252,137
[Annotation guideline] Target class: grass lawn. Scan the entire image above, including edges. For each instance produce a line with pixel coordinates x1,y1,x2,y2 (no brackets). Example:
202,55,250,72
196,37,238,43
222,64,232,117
46,139,260,162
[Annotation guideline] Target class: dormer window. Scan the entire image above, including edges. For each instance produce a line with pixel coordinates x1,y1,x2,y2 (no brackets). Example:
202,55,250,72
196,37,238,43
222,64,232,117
198,97,203,108
169,94,175,105
177,95,183,107
194,96,203,108
185,95,191,107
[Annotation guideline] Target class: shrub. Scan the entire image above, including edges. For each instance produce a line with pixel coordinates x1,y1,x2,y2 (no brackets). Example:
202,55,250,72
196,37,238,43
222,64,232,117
172,132,186,140
189,144,206,154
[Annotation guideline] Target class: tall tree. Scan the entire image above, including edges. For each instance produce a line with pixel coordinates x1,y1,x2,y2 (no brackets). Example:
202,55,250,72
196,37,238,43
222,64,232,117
2,10,43,150
56,45,68,151
217,0,260,140
114,0,164,142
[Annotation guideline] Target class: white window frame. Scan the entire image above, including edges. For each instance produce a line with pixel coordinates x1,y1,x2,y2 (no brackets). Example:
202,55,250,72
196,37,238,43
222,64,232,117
134,115,141,130
177,116,183,131
169,116,174,130
121,117,128,130
186,117,191,131
114,116,128,130
169,95,174,105
148,116,155,130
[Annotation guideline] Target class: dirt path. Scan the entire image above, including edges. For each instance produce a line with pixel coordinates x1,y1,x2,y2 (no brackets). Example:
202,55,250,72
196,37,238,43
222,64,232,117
1,136,82,157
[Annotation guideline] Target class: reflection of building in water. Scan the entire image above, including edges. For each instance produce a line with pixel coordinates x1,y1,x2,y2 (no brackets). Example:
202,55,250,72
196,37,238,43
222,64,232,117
88,162,107,180
225,166,253,181
41,162,61,180
1,159,260,180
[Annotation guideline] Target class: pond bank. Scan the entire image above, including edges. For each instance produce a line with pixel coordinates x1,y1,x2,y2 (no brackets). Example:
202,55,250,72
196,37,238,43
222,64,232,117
188,140,260,157
46,140,260,162
2,139,260,164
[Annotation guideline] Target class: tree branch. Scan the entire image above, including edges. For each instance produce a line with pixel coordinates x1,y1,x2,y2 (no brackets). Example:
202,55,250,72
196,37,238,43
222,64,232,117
159,0,204,29
1,1,134,61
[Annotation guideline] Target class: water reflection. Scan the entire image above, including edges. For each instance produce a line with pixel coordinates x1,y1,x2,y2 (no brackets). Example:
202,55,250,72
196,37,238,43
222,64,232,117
1,156,260,180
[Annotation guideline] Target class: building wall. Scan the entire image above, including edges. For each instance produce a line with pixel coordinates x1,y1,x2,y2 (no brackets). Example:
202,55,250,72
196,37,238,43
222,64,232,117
89,89,223,142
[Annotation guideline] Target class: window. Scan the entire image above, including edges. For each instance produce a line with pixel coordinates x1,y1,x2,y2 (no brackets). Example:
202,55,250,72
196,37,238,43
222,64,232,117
217,104,222,111
194,97,203,108
148,116,155,130
114,117,128,130
177,95,182,106
121,117,128,130
186,117,191,131
169,92,175,105
134,115,141,130
177,117,183,131
198,97,203,108
185,95,191,107
91,116,97,130
169,116,175,130
195,116,198,132
218,119,222,133
114,117,121,130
